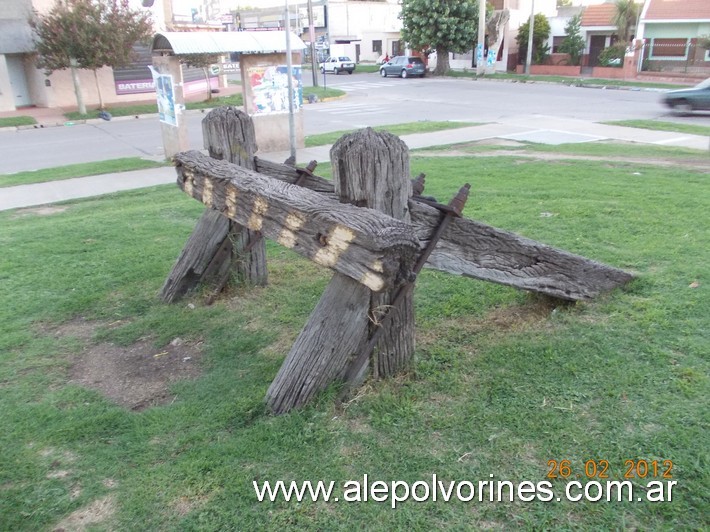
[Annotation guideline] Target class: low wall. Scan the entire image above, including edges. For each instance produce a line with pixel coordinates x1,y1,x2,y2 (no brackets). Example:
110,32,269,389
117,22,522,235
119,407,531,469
590,66,625,79
515,64,581,76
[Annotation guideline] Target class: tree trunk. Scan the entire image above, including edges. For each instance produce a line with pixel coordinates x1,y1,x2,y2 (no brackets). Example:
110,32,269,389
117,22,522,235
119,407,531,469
265,128,416,414
434,47,450,76
93,69,104,110
69,58,86,116
202,67,212,100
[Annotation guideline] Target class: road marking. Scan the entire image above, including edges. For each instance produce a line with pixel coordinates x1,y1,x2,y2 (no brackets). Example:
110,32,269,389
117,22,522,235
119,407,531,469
307,103,388,116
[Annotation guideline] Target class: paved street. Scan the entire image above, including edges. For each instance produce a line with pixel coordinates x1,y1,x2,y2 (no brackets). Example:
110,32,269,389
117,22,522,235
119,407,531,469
1,73,708,175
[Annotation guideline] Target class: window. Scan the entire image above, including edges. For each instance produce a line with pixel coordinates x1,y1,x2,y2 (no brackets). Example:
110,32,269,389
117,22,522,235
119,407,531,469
372,40,382,54
552,36,566,54
650,38,688,59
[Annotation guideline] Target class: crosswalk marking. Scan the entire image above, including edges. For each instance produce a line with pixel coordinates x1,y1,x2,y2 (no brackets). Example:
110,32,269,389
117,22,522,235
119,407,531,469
307,103,387,116
334,82,395,92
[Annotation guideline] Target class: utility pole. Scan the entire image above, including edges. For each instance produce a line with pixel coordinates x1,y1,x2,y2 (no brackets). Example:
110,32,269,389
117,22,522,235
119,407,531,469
476,0,486,76
307,0,319,86
525,0,535,75
285,1,297,162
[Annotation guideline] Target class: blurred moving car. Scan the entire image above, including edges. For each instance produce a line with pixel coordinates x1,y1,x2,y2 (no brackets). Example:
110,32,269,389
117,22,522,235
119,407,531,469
319,56,355,75
662,78,710,113
379,56,426,78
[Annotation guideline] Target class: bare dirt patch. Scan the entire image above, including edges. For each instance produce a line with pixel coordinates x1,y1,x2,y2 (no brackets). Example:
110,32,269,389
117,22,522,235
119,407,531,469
44,318,203,410
52,494,115,532
11,205,69,218
70,336,203,411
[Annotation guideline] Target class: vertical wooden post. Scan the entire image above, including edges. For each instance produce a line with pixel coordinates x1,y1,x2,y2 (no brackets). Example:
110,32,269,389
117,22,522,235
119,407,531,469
159,107,266,303
265,128,414,414
202,107,267,288
331,128,415,379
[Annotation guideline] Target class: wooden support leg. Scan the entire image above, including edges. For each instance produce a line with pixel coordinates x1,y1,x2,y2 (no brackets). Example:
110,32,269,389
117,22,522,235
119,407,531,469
160,209,230,303
160,107,267,303
265,128,415,413
266,274,370,414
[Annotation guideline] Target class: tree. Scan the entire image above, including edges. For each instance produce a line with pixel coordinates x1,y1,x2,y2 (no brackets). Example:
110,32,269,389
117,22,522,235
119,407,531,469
31,0,152,114
559,14,585,66
516,13,551,65
180,54,222,101
400,0,479,76
612,0,639,43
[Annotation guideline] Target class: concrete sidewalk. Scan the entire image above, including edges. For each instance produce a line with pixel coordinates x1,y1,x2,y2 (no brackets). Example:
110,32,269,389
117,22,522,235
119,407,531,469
2,119,708,212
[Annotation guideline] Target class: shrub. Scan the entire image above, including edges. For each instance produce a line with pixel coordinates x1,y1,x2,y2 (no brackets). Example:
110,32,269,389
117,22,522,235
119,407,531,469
598,43,627,67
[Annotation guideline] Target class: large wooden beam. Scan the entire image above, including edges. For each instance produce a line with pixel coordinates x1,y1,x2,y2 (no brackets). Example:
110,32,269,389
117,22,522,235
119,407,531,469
174,151,419,292
409,201,633,301
248,159,632,301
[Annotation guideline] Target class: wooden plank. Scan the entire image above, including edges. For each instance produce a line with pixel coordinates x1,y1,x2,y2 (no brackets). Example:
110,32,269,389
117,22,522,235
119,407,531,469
409,200,634,301
254,157,334,193
174,151,420,292
159,209,230,303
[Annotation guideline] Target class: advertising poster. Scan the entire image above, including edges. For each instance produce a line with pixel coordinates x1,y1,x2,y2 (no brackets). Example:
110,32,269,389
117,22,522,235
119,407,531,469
249,65,302,115
155,74,177,126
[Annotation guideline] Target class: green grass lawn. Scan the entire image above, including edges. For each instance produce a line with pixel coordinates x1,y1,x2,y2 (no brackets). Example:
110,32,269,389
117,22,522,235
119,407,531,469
447,71,688,90
0,158,168,188
306,121,482,147
603,120,710,137
0,116,37,128
0,150,707,529
64,94,245,120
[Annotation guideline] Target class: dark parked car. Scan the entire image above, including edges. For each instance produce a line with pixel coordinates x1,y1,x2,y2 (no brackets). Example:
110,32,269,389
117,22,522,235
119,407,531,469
662,78,710,113
379,56,426,78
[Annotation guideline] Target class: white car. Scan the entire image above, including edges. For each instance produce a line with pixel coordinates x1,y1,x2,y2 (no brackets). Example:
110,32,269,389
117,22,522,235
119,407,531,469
319,56,355,75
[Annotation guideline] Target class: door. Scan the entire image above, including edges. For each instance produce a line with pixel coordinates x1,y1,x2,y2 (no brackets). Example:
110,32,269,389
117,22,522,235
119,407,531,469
355,44,360,63
7,55,32,107
588,35,607,67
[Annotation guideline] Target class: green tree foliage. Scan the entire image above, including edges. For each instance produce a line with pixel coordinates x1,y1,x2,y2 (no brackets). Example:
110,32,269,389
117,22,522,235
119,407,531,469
559,14,585,66
180,54,222,101
612,0,639,42
400,0,479,76
31,0,152,112
516,13,551,65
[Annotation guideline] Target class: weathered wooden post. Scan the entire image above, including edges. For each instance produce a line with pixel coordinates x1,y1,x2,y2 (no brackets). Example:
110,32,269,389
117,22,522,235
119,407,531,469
331,129,416,379
160,107,267,303
265,128,416,413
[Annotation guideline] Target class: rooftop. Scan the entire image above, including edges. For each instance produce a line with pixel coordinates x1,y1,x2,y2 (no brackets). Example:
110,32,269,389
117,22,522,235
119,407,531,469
644,0,710,21
580,3,617,27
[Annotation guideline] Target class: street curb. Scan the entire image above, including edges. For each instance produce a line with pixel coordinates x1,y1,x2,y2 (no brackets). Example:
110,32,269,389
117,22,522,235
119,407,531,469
5,107,236,131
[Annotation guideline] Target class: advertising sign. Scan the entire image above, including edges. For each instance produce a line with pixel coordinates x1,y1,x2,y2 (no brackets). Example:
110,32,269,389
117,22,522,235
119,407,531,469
155,74,177,126
248,65,302,115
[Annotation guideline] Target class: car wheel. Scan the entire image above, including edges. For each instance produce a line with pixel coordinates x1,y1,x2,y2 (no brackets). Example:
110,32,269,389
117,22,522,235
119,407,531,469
380,68,387,77
335,68,340,75
673,100,693,114
347,70,353,74
401,69,408,79
320,67,325,74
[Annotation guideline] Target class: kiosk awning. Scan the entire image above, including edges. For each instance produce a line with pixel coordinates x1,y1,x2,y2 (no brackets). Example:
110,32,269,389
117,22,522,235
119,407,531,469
151,31,306,55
